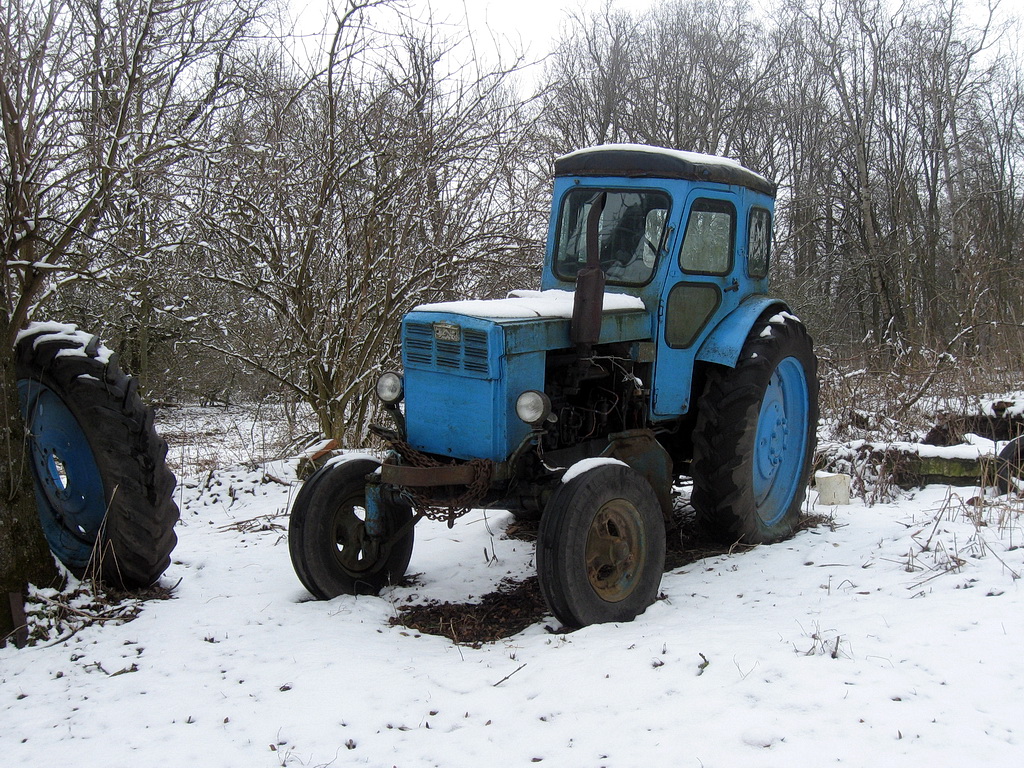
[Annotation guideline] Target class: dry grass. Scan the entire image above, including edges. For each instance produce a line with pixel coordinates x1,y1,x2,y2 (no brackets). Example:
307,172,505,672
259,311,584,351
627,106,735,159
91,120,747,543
816,328,1024,447
22,581,174,647
815,333,1024,503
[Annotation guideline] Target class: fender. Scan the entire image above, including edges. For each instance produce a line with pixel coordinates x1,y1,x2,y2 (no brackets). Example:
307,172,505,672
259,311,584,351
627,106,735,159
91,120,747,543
696,295,789,368
601,429,674,521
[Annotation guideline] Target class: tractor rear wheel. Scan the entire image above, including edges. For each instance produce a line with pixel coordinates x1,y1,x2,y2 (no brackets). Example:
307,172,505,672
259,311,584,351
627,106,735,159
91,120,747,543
537,463,665,628
691,311,818,544
16,323,179,588
288,457,414,598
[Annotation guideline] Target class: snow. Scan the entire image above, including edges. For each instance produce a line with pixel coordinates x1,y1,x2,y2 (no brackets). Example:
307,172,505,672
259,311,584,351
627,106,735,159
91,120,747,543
5,455,1024,765
54,346,113,365
413,289,645,319
981,395,1024,419
829,436,997,462
323,451,381,469
15,321,113,365
561,456,629,483
156,403,313,477
768,311,800,325
908,390,1024,424
559,143,762,179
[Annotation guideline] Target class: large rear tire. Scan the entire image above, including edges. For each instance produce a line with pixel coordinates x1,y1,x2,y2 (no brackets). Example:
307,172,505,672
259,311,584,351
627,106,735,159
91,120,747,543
995,436,1024,495
537,463,665,628
16,323,179,588
691,311,818,544
288,457,414,599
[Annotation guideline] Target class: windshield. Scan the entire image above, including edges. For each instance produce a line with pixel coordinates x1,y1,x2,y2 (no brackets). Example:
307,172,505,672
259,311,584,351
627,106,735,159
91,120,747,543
553,189,670,286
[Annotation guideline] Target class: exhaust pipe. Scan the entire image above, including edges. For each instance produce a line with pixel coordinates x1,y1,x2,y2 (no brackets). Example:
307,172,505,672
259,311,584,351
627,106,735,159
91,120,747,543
570,192,607,349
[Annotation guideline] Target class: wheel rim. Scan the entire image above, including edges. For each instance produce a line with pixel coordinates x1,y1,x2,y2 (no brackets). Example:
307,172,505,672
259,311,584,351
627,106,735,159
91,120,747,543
330,498,384,576
585,499,646,603
753,356,810,526
17,380,107,556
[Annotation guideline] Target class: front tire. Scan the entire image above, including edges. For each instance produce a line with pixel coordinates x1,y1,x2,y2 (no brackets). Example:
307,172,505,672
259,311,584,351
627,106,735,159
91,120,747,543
288,457,414,599
691,310,818,544
537,463,666,628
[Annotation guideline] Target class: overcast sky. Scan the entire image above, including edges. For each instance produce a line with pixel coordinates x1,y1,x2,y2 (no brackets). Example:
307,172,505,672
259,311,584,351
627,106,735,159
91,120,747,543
409,0,578,52
295,0,1023,49
293,0,652,60
292,0,1023,74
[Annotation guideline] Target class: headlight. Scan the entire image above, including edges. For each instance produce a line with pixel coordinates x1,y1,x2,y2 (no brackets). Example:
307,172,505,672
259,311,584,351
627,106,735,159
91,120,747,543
515,390,551,426
376,372,404,404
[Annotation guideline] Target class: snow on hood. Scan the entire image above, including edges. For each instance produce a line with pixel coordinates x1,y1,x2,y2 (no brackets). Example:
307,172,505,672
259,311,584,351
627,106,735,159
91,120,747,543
413,289,645,319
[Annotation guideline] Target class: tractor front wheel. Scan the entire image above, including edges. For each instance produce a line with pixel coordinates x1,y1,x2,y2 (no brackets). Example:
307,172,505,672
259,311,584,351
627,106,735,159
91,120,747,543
288,457,414,598
537,463,665,628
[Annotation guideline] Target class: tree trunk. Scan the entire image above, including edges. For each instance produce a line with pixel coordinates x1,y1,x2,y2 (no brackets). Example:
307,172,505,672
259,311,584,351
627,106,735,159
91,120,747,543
0,318,60,647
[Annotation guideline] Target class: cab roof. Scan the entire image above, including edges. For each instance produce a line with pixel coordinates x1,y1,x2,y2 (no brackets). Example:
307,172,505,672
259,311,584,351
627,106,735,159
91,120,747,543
554,143,776,198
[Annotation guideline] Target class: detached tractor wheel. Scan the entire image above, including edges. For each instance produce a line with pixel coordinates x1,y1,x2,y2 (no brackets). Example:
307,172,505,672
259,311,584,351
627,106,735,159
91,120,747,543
995,437,1024,495
15,323,179,588
288,457,414,599
537,463,666,628
691,310,818,544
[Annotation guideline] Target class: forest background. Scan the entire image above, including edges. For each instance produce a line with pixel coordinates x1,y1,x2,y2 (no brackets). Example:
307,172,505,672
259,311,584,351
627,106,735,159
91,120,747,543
2,0,1022,447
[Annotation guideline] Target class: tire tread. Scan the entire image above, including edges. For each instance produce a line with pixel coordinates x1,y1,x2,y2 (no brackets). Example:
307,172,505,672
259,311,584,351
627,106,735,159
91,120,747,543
691,313,818,544
16,325,179,588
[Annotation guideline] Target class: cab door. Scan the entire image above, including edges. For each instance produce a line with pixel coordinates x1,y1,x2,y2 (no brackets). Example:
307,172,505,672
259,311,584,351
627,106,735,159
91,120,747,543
651,188,742,419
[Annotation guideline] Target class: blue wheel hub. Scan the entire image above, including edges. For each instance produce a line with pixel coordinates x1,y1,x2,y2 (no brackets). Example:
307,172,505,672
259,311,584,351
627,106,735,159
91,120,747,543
18,379,106,572
753,357,809,526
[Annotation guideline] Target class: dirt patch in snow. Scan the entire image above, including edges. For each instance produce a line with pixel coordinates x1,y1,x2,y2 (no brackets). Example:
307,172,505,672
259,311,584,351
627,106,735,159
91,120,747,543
391,576,547,645
389,511,831,644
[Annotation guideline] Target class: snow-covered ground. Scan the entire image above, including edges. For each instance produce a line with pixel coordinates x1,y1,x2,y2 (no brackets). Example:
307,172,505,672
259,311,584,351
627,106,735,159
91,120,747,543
4,447,1024,767
157,403,312,477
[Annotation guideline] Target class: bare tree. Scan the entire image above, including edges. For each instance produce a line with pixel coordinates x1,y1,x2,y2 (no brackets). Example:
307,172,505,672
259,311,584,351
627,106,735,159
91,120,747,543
542,0,638,150
540,0,1024,366
630,0,780,160
1,0,260,645
187,10,543,444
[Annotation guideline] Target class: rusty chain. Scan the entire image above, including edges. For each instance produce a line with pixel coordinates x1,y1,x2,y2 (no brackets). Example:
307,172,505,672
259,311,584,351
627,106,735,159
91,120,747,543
387,437,494,527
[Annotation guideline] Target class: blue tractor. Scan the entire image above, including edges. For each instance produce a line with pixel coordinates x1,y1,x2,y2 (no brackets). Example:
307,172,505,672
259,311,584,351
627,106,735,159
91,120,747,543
288,144,818,628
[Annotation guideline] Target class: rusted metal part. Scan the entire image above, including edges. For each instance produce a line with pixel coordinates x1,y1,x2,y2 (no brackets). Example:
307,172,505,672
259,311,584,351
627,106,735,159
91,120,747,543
296,438,340,479
586,499,644,602
381,462,477,486
602,429,674,520
570,191,607,348
384,438,495,527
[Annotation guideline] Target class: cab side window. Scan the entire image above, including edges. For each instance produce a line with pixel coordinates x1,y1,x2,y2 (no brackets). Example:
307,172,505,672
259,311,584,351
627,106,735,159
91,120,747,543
747,207,771,278
679,198,735,275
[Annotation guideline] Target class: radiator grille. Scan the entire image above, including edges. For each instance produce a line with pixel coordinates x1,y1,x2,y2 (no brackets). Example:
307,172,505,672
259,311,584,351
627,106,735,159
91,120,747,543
404,322,493,378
